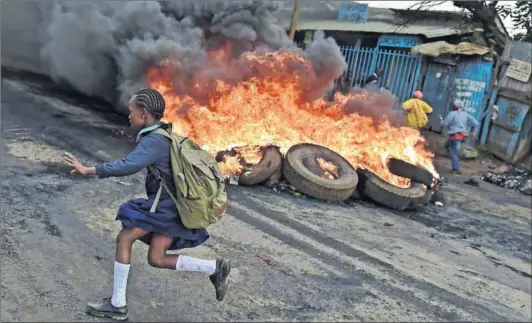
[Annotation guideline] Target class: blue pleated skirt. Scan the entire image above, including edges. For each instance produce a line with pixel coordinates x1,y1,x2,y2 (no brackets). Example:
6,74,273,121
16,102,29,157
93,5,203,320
116,197,209,250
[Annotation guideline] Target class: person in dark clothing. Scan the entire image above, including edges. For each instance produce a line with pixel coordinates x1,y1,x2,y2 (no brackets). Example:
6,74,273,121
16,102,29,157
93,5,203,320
64,89,230,321
363,69,381,92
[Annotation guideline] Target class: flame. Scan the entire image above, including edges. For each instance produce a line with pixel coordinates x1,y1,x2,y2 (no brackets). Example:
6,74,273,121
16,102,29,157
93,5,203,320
149,48,438,187
317,157,339,179
218,155,243,179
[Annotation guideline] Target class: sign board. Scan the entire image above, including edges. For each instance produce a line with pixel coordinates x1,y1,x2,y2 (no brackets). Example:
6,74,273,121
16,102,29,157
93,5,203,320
505,58,532,83
378,34,419,48
337,2,368,23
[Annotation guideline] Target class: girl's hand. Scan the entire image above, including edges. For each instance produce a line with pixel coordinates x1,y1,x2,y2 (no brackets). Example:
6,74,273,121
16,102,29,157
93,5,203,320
63,152,89,175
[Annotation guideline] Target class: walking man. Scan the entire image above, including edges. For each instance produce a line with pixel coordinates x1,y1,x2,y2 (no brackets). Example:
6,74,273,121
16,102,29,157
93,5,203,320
441,100,478,174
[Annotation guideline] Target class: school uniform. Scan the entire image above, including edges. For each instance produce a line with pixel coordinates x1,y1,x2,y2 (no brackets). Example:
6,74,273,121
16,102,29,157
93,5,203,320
95,123,209,250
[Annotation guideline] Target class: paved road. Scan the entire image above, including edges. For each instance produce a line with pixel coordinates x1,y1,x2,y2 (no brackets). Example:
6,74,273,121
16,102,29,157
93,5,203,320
1,70,531,322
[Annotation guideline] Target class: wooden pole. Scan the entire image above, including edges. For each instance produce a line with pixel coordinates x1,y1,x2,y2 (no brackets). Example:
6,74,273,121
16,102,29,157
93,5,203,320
288,0,301,40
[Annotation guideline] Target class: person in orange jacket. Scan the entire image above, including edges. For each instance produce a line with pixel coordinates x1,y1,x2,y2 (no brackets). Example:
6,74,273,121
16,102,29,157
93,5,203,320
402,91,433,129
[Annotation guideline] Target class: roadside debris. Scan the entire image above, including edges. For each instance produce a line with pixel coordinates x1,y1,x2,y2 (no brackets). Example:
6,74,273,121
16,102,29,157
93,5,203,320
229,175,239,186
464,178,479,187
272,181,298,194
482,168,532,195
520,179,532,196
459,144,478,160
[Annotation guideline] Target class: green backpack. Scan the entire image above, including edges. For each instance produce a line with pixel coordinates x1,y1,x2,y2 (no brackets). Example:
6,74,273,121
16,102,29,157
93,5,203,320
147,126,227,229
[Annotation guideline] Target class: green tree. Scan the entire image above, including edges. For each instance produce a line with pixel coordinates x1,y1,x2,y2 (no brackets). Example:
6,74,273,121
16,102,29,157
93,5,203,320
511,0,532,42
407,1,510,51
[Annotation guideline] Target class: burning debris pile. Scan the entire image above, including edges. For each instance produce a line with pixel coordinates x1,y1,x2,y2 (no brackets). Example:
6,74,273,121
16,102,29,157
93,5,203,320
151,49,437,188
27,1,438,206
482,168,532,195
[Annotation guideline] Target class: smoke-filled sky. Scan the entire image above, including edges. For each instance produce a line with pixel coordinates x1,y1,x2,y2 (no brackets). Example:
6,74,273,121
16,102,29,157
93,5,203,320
28,1,346,113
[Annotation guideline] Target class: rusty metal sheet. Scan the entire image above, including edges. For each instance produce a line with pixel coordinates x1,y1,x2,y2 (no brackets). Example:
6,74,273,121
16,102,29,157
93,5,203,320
411,41,494,57
499,41,532,96
487,96,532,163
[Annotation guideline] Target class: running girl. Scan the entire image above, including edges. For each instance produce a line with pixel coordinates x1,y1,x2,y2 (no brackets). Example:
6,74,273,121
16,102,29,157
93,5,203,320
64,88,230,321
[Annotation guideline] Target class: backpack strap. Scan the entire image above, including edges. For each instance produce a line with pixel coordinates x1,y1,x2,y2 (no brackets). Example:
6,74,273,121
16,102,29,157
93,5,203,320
148,165,180,212
152,127,173,139
148,125,191,212
147,127,173,212
149,182,163,213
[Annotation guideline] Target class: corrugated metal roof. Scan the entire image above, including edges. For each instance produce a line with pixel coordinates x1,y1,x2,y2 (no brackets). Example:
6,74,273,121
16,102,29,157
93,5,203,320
273,0,476,38
278,20,463,38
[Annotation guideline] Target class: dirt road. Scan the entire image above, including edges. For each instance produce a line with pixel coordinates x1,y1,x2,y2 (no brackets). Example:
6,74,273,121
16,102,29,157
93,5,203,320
1,70,531,322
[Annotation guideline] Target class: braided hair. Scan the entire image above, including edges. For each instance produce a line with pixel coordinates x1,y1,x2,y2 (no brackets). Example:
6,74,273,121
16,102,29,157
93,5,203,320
131,89,166,120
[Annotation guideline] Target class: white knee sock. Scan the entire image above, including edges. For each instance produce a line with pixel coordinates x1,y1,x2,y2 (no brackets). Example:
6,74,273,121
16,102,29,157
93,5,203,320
175,256,216,275
111,261,130,308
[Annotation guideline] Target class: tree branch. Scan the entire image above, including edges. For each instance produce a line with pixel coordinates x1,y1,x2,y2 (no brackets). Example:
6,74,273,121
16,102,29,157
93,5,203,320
452,1,507,50
392,1,447,32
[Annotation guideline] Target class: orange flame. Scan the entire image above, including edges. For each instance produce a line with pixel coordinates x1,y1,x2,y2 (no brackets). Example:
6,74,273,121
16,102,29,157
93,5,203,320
148,48,438,187
317,157,339,179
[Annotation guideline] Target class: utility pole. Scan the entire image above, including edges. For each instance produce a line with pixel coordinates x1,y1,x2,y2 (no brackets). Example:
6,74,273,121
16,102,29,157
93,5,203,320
288,0,301,40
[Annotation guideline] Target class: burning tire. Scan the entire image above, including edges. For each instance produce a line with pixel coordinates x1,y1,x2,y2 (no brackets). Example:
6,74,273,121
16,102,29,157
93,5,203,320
282,143,358,201
239,146,283,186
387,158,435,188
357,170,433,211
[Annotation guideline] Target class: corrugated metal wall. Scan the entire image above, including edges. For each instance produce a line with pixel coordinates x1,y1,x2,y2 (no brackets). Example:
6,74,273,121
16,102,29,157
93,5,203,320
422,62,456,132
487,97,531,163
498,40,532,95
453,56,494,136
482,40,532,163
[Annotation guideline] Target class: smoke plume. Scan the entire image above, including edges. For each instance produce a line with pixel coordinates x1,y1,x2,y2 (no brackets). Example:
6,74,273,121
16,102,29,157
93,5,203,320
32,0,346,114
341,87,406,127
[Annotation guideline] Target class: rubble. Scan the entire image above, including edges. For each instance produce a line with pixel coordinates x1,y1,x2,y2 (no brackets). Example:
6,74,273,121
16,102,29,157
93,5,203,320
520,179,532,196
272,181,298,194
464,178,479,187
229,175,240,186
481,168,532,195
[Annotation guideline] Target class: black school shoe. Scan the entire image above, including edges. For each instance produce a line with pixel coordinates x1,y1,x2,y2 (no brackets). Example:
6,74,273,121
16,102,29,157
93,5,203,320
86,297,128,321
209,259,231,301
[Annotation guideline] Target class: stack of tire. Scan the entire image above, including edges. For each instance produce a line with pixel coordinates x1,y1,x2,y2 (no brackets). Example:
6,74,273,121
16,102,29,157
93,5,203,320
239,143,436,211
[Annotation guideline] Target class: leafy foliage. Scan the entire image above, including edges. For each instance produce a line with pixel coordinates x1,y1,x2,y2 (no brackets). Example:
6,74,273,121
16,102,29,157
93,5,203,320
510,0,532,42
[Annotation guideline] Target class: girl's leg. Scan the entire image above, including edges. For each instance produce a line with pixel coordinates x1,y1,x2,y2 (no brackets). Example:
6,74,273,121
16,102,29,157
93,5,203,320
87,227,150,320
146,234,179,269
147,234,231,301
116,227,151,264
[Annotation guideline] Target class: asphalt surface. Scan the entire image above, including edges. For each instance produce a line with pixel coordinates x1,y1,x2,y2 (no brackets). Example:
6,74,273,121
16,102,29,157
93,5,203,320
1,70,531,322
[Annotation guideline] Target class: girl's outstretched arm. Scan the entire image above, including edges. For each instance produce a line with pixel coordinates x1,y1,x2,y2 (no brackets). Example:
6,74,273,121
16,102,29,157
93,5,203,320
64,153,97,175
64,134,167,178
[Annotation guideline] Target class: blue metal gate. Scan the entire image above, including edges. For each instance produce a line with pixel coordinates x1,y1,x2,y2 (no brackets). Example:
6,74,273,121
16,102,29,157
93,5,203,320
337,45,422,104
296,36,423,105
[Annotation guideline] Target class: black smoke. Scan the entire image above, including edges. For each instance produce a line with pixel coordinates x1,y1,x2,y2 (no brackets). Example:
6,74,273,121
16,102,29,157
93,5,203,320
2,1,347,114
